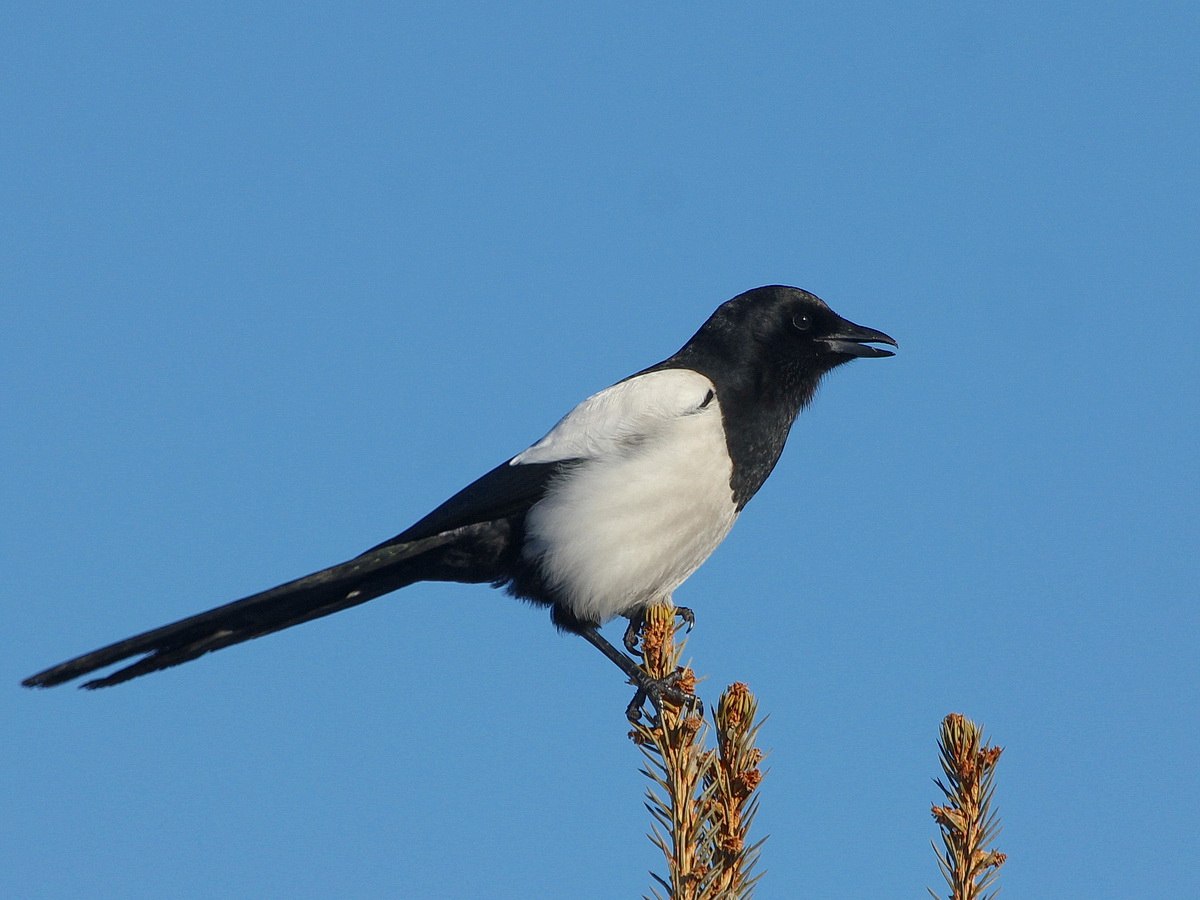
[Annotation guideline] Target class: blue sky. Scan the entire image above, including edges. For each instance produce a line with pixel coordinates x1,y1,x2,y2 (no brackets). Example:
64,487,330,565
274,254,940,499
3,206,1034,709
3,3,1197,897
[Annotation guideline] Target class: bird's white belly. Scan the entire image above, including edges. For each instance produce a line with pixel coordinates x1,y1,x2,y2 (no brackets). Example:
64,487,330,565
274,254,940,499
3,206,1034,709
520,405,737,624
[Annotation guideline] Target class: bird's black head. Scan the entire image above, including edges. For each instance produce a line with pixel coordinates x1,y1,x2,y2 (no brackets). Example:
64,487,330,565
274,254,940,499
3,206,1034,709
677,285,897,389
665,285,898,508
647,285,897,509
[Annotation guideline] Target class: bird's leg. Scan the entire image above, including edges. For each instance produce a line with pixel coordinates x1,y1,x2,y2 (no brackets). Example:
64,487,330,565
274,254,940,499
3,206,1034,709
622,606,697,656
578,625,702,724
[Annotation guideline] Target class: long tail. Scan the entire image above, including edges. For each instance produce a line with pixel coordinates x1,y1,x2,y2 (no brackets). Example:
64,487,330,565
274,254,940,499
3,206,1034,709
22,524,511,690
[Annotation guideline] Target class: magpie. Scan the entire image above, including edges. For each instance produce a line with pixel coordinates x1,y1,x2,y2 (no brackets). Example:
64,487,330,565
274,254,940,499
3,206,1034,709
22,285,896,718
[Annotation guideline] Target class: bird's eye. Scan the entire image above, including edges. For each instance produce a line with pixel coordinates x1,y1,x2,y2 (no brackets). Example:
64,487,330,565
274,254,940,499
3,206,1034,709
792,313,813,332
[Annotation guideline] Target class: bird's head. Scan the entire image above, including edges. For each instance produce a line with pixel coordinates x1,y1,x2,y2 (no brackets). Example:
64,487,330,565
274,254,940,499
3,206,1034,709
681,285,897,386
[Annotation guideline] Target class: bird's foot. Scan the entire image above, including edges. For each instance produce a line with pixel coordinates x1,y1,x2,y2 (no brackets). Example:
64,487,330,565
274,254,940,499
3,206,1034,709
576,621,702,725
625,667,703,725
622,606,696,656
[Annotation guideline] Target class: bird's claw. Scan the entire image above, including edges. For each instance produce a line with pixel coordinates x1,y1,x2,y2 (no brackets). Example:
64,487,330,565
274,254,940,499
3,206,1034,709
622,606,697,656
625,667,704,725
622,615,642,655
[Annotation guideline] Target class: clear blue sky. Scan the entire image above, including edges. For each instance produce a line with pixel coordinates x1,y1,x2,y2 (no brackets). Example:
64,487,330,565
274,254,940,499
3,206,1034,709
4,3,1197,898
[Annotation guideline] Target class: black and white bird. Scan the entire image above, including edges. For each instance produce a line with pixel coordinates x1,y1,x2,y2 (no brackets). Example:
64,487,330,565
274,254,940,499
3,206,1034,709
23,285,896,717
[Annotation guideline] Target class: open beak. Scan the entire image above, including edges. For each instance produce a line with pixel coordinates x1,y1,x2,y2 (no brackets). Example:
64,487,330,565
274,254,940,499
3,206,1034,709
821,318,898,358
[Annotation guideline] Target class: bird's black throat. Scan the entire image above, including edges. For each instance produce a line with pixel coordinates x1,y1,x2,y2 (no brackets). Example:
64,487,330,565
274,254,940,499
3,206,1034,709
706,360,833,509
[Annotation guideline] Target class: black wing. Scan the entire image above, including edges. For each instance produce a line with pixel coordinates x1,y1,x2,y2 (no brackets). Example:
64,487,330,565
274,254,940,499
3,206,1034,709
367,458,573,551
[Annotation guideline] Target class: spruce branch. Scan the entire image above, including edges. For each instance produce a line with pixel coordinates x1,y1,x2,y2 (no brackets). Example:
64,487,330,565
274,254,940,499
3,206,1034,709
704,683,766,898
929,713,1006,900
629,602,766,900
631,603,711,898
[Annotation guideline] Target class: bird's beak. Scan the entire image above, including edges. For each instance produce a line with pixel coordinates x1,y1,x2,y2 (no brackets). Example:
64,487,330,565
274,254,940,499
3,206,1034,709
821,318,898,358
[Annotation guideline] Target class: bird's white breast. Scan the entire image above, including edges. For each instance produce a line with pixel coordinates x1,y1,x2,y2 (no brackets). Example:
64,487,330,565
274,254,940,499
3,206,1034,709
515,370,738,625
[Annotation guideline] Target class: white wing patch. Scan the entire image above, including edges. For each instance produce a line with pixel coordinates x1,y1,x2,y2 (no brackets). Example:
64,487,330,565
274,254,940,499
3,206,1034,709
512,369,717,466
515,368,739,625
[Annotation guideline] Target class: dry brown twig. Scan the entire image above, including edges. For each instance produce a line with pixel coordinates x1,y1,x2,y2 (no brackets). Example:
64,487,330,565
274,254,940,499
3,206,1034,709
704,682,766,898
629,602,766,899
929,712,1006,900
